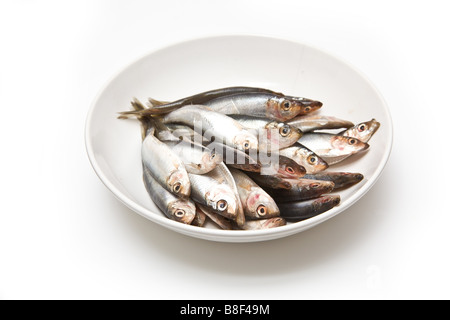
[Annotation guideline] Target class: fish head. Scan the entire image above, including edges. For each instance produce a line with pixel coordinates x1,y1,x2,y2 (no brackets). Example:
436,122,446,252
296,147,329,174
268,122,303,150
267,96,322,121
168,200,196,224
198,148,223,173
331,136,370,154
277,123,303,146
167,169,191,197
246,189,280,219
288,96,323,116
314,195,341,211
308,180,335,194
276,155,306,178
207,185,238,219
342,118,380,143
258,123,302,152
233,131,259,152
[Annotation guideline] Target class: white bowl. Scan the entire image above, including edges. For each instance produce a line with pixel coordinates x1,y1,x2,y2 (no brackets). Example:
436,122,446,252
85,35,393,243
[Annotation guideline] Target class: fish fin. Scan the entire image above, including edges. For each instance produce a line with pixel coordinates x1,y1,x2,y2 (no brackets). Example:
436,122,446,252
131,97,146,111
117,110,141,119
117,97,148,119
117,97,154,140
148,97,170,107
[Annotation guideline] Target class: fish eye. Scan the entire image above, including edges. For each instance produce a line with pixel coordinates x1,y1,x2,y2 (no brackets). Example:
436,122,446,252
282,100,291,111
358,124,366,132
279,125,291,137
304,106,312,112
210,151,216,160
173,182,182,193
174,210,185,217
308,155,317,165
349,138,357,145
217,200,228,211
311,183,320,189
243,141,250,150
286,166,295,174
257,205,267,216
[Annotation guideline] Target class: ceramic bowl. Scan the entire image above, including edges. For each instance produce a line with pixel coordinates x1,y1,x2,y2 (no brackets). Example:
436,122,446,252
85,35,393,242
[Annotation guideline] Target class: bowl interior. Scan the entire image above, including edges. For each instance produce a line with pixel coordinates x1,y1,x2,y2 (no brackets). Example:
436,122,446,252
85,35,392,242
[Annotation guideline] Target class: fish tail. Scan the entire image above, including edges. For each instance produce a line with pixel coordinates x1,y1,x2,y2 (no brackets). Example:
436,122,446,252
117,97,153,120
116,109,141,119
117,97,156,139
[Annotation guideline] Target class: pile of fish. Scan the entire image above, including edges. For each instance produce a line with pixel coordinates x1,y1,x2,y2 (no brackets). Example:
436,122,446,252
118,86,380,231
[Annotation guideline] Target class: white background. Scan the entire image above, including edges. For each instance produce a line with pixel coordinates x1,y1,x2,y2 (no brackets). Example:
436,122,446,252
1,0,449,300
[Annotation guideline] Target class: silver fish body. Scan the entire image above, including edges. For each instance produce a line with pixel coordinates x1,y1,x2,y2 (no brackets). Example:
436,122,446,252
298,133,369,158
163,140,222,174
229,168,280,220
141,130,191,197
287,115,354,132
161,105,259,152
241,217,286,230
165,123,208,144
119,87,322,121
142,166,196,224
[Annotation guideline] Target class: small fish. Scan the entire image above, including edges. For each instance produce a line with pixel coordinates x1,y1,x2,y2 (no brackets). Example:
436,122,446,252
119,86,322,121
163,140,222,175
279,143,329,174
229,168,280,220
213,162,246,227
303,172,364,190
187,163,244,222
287,114,354,132
298,133,369,159
240,217,286,230
339,118,380,143
141,126,191,197
278,195,341,222
160,105,259,152
229,115,302,150
265,178,335,202
142,166,196,224
202,91,321,121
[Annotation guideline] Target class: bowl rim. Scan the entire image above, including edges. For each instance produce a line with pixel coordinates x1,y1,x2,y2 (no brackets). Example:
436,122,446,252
84,34,393,242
